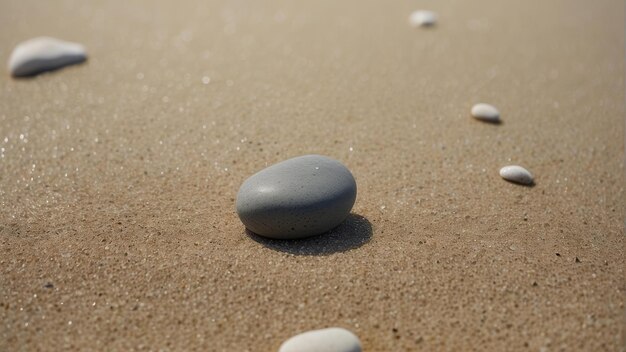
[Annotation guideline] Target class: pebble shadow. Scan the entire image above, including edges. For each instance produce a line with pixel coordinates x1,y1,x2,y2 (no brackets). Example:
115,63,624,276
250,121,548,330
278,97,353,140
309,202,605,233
246,214,373,256
503,180,536,187
476,119,502,126
13,58,87,79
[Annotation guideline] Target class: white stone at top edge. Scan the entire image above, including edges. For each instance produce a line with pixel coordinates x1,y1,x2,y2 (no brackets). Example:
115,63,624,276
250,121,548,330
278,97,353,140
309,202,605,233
499,165,534,185
278,327,362,352
8,37,87,77
409,10,437,27
471,103,500,122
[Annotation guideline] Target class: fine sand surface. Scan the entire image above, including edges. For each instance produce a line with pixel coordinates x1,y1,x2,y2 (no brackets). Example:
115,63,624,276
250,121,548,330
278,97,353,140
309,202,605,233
1,0,624,350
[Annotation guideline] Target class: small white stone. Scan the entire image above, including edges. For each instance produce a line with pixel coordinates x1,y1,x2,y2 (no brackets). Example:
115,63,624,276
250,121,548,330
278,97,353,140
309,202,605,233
8,37,87,77
409,10,437,27
499,165,534,185
471,103,500,123
278,327,362,352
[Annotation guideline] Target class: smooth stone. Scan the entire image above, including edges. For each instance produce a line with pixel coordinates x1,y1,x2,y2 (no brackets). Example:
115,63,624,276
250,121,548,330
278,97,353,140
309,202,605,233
499,165,534,185
278,327,362,352
236,155,357,240
8,37,87,77
409,10,437,27
471,103,500,123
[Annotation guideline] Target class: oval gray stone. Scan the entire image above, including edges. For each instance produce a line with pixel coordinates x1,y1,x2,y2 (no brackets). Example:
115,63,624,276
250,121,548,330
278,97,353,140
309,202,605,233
278,327,362,352
471,103,500,123
499,165,534,185
236,155,357,239
8,37,87,77
409,10,437,27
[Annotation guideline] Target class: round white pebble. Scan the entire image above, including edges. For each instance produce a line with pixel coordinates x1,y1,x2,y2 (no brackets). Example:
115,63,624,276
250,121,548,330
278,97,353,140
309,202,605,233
278,327,362,352
8,37,87,77
471,103,500,123
499,165,534,185
409,10,437,27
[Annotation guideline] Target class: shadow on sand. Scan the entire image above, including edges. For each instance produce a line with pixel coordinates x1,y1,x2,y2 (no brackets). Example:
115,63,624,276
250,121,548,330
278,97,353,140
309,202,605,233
246,213,373,256
12,59,87,79
503,180,536,187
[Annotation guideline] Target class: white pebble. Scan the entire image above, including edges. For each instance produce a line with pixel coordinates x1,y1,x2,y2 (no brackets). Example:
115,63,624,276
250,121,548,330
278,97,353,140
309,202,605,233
409,10,437,27
499,165,534,185
278,327,362,352
471,103,500,123
8,37,87,77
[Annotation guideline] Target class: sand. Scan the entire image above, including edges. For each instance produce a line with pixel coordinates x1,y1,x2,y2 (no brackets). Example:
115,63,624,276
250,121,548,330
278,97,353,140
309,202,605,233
0,0,624,351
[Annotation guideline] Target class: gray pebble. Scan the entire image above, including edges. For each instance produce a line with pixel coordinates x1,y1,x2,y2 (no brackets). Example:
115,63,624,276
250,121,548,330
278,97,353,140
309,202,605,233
409,10,437,27
236,155,357,239
278,327,362,352
471,103,500,123
8,37,87,77
499,165,534,185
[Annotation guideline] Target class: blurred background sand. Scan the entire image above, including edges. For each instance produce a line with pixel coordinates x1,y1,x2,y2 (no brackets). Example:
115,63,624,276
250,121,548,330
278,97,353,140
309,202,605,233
0,0,624,350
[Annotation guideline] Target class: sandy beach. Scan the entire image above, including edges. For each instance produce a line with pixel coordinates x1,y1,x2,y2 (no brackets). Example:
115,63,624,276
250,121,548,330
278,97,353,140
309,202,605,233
1,0,624,350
